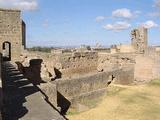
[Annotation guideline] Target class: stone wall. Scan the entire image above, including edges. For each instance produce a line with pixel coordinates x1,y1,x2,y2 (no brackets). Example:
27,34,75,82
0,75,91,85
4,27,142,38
134,48,160,83
21,50,98,79
0,8,24,61
58,51,98,78
53,72,109,111
131,27,148,53
97,53,135,84
117,44,135,53
51,68,134,112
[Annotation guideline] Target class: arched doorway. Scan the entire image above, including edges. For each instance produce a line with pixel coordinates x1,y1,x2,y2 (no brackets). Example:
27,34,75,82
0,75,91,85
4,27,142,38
2,41,11,61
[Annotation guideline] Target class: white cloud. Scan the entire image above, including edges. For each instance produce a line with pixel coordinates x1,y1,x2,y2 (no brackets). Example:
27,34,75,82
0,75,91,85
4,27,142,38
112,8,133,19
95,16,105,22
103,21,131,31
154,0,160,8
0,0,38,11
141,20,158,29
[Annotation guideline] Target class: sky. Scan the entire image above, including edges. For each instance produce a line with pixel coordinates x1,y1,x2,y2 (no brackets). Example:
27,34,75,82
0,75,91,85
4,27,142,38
0,0,160,47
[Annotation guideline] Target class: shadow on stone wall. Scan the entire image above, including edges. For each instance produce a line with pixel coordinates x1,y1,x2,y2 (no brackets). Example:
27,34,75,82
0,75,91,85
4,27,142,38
16,59,46,85
53,68,62,79
57,91,71,115
16,59,63,84
3,62,39,120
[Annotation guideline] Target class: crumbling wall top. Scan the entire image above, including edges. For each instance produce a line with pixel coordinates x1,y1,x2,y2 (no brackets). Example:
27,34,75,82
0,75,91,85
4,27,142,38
0,8,20,12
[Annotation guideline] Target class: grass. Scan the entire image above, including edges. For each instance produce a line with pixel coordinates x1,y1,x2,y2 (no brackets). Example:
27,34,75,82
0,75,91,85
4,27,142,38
148,79,160,86
67,80,160,120
107,85,126,96
66,95,104,115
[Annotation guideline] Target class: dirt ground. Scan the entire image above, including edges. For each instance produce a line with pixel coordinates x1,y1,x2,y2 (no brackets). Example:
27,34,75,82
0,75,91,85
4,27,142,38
67,80,160,120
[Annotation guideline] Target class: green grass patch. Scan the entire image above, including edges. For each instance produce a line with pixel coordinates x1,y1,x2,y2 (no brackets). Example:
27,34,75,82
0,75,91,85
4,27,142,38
148,79,160,86
67,110,79,115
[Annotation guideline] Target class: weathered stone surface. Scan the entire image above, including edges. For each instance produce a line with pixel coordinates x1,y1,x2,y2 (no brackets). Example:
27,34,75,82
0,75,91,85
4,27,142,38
0,8,25,61
1,8,160,117
39,82,57,107
131,27,148,53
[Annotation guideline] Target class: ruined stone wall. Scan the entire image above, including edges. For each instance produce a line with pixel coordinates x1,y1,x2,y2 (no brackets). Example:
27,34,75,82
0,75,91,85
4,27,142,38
0,9,23,61
53,72,109,110
98,53,135,70
58,52,98,78
93,48,110,53
21,50,98,79
131,27,148,53
52,68,134,112
134,48,160,83
117,44,135,53
97,53,135,84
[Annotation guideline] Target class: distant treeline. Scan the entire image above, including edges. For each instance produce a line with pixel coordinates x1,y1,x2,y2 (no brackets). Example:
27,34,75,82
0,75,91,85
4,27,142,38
27,46,56,53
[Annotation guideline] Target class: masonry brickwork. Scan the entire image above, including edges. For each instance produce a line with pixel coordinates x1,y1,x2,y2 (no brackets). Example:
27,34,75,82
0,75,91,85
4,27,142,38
0,8,25,61
131,27,148,53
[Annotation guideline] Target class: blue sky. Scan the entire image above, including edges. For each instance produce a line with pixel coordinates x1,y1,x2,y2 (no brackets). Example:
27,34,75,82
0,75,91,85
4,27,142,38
1,0,160,47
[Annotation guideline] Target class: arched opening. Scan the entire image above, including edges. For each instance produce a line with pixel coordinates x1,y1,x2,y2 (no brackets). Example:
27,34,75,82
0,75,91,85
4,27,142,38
2,41,11,61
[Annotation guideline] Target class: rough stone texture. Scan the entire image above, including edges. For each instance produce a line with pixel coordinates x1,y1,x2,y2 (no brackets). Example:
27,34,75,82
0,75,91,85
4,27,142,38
131,27,148,53
134,55,154,83
0,8,25,61
53,72,109,110
58,51,98,78
39,82,57,107
98,53,135,72
134,48,160,83
54,72,109,98
93,48,110,53
20,50,98,79
117,44,135,53
114,67,134,85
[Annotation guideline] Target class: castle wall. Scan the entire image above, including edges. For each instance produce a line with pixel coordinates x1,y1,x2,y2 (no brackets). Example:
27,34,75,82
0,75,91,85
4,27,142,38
58,52,98,78
98,53,135,84
53,71,109,110
21,50,98,79
134,48,160,83
131,27,148,53
0,9,23,61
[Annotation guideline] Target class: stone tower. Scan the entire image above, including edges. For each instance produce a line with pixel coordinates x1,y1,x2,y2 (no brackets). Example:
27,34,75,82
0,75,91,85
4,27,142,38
131,27,148,53
0,8,25,61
